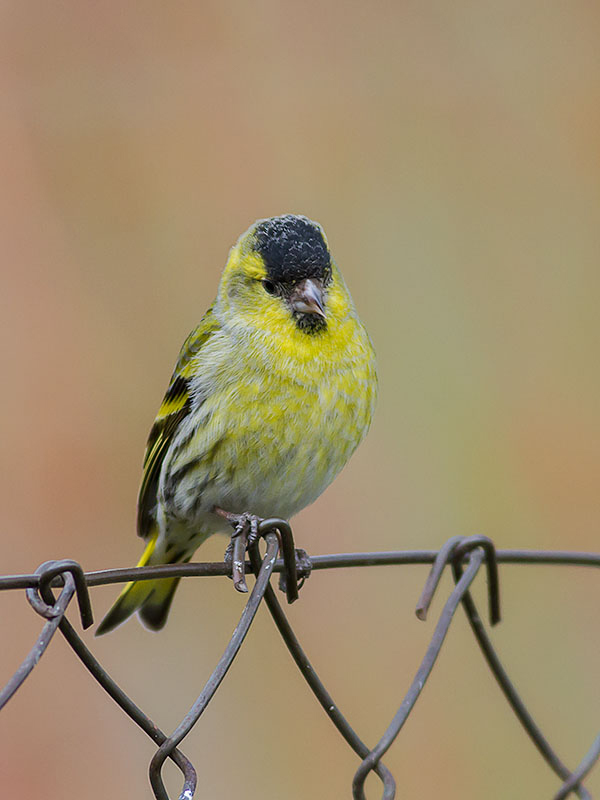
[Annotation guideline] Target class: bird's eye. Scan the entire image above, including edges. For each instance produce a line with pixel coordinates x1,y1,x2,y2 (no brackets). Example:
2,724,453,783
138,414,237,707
261,280,277,295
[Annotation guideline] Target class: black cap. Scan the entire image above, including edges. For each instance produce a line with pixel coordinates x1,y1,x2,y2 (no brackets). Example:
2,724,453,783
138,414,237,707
254,215,331,284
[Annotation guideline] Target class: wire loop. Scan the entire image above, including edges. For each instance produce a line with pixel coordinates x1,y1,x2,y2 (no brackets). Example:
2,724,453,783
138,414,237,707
27,559,94,629
415,535,500,625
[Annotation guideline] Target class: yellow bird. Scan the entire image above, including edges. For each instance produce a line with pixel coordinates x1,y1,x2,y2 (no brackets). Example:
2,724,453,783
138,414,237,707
97,214,377,634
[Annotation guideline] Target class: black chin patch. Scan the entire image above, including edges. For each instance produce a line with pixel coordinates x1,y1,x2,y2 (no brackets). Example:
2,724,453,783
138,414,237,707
254,214,331,285
294,313,327,335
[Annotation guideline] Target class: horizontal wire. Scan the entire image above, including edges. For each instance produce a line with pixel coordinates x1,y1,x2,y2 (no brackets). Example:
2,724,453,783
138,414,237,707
0,549,598,592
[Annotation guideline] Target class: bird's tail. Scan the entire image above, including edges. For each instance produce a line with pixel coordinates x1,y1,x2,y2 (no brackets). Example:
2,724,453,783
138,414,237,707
95,531,189,635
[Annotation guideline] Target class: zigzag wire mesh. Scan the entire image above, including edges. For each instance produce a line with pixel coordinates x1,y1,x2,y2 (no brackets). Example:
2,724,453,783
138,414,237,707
1,522,599,799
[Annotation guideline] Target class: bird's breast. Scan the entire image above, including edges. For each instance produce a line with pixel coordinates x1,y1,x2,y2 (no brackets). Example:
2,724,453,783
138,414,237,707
217,364,371,515
163,318,377,524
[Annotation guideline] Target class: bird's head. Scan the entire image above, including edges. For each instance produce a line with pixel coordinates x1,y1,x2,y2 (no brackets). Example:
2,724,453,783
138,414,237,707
216,215,354,342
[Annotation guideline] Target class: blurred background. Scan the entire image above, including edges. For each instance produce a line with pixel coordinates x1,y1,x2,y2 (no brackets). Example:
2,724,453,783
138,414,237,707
1,1,599,797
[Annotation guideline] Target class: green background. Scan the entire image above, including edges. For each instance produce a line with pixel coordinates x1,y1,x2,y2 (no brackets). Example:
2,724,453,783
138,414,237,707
1,2,599,797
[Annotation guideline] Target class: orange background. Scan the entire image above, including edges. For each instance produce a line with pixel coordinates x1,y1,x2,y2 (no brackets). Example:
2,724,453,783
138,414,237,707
1,2,599,798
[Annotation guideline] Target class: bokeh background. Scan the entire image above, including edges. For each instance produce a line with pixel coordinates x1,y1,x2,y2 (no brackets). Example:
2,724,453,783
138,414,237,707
1,2,599,798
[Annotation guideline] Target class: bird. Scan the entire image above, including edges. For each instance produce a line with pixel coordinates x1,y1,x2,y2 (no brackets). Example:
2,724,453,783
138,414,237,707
96,214,377,635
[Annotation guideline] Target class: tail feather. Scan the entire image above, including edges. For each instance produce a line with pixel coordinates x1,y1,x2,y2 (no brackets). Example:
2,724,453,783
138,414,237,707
138,570,187,631
96,532,188,636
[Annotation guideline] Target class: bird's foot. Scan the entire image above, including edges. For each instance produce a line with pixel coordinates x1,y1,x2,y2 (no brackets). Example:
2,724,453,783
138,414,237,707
215,507,264,594
278,548,312,595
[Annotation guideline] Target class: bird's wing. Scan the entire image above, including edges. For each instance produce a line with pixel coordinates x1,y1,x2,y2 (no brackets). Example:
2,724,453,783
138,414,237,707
137,306,218,539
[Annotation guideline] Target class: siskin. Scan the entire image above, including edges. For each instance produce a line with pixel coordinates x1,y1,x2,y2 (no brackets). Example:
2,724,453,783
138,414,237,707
97,214,377,634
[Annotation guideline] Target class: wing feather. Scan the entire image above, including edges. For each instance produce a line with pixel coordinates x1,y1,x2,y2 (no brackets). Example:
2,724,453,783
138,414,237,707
136,307,218,539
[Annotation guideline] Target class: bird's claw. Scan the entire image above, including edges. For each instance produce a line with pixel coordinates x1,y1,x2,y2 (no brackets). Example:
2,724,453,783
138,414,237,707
247,515,260,548
215,508,264,594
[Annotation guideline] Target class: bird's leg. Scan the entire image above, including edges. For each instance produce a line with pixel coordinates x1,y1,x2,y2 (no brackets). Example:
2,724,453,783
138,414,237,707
246,515,261,548
214,507,264,594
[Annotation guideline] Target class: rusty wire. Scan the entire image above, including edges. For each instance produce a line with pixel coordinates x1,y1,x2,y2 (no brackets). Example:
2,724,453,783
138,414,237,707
1,523,599,799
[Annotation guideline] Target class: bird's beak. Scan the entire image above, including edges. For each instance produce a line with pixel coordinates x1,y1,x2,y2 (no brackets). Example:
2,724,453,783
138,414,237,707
290,278,326,318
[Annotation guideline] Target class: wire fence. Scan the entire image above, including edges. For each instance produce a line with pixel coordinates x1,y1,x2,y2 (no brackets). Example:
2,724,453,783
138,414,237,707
1,521,599,799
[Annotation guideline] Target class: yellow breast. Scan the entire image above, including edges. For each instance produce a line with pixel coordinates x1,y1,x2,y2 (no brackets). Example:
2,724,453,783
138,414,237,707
163,282,377,523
